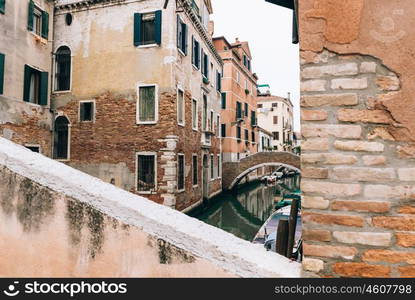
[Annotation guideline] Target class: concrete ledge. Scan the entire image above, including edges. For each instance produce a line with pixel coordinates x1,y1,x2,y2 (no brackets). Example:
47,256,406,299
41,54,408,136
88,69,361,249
0,138,301,277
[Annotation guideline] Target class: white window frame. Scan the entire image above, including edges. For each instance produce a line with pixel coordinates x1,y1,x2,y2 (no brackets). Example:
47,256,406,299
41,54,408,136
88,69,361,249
192,153,198,187
136,83,159,124
177,153,185,193
52,44,73,94
136,152,157,194
192,98,198,131
25,144,41,154
53,114,71,162
210,154,214,181
217,154,221,179
177,86,185,126
177,15,186,56
78,100,96,123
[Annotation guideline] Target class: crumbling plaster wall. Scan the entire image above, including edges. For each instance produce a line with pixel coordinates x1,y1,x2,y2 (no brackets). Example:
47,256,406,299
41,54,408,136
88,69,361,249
0,0,54,155
0,137,301,278
300,0,415,277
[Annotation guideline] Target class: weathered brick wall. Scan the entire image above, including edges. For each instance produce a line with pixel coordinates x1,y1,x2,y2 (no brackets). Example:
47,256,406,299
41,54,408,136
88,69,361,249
300,0,415,277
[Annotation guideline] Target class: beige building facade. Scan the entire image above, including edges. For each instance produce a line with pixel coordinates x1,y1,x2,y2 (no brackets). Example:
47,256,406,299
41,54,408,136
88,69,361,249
257,92,294,152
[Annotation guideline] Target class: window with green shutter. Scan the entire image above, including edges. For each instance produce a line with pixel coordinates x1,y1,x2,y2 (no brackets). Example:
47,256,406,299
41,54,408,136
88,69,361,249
0,53,4,95
41,11,49,39
251,110,256,126
138,85,156,123
236,101,242,119
0,0,5,14
216,71,221,92
134,11,162,46
23,65,48,105
27,0,34,30
221,92,226,109
192,37,200,69
177,16,187,55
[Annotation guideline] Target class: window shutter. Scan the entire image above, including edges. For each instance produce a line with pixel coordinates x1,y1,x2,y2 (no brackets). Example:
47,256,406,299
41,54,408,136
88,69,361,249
183,24,188,55
41,11,49,39
155,10,162,45
23,65,32,102
191,36,194,65
0,53,4,95
200,49,204,75
176,15,181,49
27,0,34,31
133,13,142,46
39,71,48,106
0,0,5,14
221,92,226,109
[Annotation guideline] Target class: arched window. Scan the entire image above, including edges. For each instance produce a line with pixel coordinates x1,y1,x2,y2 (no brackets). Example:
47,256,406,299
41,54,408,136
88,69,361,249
53,116,70,160
55,46,71,91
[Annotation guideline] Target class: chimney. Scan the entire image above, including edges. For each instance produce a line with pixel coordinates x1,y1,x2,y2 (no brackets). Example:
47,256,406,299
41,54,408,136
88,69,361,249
235,37,240,43
208,20,214,37
287,92,291,101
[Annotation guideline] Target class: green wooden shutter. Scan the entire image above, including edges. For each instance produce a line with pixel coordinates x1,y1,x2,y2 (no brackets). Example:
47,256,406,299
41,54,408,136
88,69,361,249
200,49,204,75
23,65,32,102
0,53,4,94
39,71,48,106
221,92,226,109
155,10,162,45
176,15,181,49
191,36,194,64
133,13,142,46
27,0,34,31
41,11,49,39
0,0,5,14
183,23,188,55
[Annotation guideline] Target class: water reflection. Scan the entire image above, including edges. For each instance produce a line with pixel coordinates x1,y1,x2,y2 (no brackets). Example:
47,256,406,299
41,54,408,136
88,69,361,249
191,175,301,241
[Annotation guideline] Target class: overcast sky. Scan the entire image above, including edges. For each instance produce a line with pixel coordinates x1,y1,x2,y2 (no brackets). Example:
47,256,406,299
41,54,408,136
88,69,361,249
211,0,300,131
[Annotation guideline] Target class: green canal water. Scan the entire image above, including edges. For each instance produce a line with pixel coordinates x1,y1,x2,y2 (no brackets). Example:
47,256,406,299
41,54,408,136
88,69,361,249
189,175,301,241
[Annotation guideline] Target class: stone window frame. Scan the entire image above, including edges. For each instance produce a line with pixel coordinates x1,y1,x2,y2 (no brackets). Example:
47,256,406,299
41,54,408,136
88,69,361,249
135,151,157,195
192,98,198,131
177,85,185,127
78,99,96,123
52,44,73,94
53,114,71,162
217,154,221,179
210,154,215,181
177,153,185,193
192,153,198,187
136,83,159,125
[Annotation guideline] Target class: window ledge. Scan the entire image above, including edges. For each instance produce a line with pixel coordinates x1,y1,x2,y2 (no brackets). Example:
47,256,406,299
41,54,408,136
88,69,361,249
192,64,200,71
137,191,157,195
178,48,186,56
56,159,70,162
178,123,185,127
177,189,185,194
192,184,198,188
192,128,198,132
136,43,159,49
53,90,72,94
137,121,158,125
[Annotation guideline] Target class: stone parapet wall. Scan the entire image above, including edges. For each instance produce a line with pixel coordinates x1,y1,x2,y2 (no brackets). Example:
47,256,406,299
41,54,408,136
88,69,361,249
0,137,300,277
300,0,415,277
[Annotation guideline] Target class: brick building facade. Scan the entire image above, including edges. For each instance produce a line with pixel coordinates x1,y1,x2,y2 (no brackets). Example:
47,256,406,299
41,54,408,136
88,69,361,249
213,37,259,163
1,0,223,212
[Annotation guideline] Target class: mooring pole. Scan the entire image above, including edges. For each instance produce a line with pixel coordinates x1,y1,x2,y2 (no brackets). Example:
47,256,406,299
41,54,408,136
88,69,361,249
275,219,289,257
286,198,300,258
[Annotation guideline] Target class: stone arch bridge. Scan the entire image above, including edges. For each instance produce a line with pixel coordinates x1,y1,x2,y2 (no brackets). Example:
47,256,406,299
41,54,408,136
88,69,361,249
222,152,301,190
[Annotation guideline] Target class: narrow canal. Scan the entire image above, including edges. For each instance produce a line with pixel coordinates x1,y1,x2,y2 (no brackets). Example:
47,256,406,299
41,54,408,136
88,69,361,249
189,175,301,242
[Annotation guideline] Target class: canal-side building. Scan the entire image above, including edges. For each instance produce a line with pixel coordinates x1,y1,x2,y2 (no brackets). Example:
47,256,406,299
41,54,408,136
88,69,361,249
0,0,223,212
51,0,223,211
257,127,273,152
256,92,294,152
0,0,55,155
213,36,259,163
